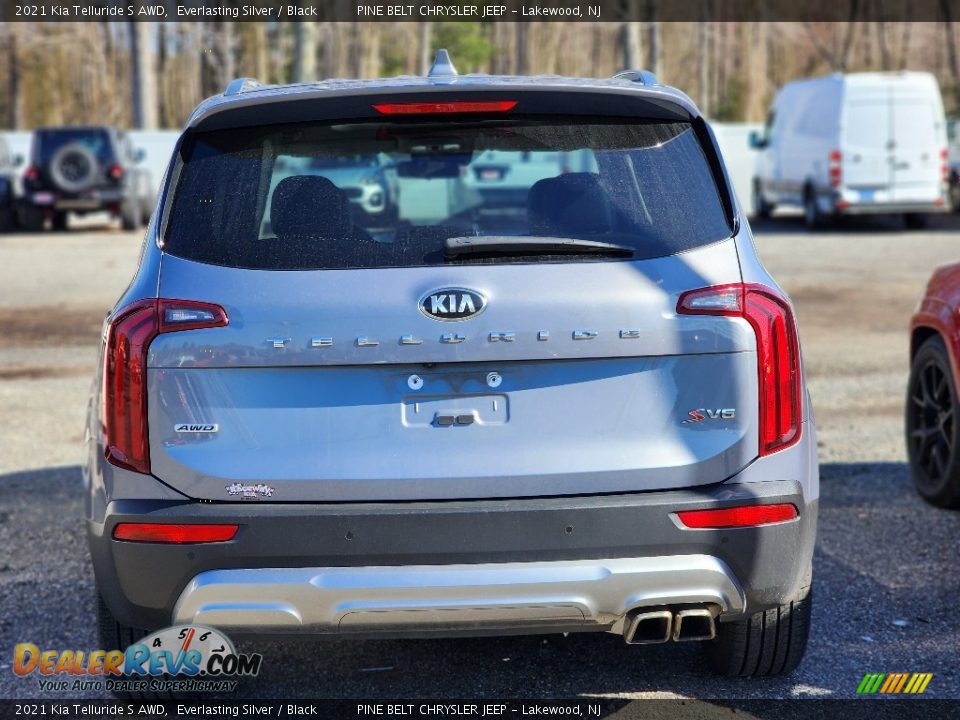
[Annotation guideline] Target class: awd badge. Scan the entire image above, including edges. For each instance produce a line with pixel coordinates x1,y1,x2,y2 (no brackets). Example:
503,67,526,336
174,423,219,433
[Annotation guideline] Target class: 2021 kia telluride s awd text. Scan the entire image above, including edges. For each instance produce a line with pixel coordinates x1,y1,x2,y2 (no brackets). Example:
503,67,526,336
86,52,818,678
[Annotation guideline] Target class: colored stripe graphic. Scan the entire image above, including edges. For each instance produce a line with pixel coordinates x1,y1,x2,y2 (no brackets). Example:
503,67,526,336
857,673,932,694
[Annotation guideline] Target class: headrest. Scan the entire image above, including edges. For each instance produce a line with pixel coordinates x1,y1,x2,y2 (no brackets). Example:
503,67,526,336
527,173,613,235
270,175,352,240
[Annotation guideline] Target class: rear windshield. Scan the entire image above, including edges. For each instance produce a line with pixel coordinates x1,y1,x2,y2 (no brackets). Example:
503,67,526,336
35,129,113,164
163,118,732,270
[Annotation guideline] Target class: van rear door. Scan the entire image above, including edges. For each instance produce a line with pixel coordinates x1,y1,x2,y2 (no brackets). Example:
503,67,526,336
842,96,891,191
889,85,943,203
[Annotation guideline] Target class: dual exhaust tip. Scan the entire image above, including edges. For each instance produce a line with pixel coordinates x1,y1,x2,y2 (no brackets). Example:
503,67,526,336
624,607,717,644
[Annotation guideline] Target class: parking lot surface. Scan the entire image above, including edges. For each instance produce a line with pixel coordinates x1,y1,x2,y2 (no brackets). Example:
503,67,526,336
1,215,959,700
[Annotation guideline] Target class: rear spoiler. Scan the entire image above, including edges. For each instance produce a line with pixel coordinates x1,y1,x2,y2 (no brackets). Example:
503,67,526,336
188,84,697,133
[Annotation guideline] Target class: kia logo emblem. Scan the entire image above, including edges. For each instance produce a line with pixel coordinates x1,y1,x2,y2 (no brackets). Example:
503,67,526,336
419,287,486,321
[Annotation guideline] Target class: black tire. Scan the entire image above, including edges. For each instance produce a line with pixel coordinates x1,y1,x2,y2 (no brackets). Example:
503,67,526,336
140,197,153,227
97,591,191,700
97,591,153,699
0,206,14,233
377,202,399,227
904,213,929,230
97,590,149,658
751,179,773,220
20,205,45,232
950,176,960,212
704,571,812,677
906,335,960,508
52,211,68,232
121,195,140,231
803,187,824,230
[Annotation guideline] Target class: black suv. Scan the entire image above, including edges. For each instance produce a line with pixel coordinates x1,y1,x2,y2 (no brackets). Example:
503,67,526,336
19,126,153,231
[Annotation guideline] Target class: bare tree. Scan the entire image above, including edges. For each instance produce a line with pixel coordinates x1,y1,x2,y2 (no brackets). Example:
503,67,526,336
942,2,960,85
698,22,709,114
515,24,528,74
418,22,433,74
646,20,662,77
5,25,22,129
620,22,642,70
130,22,158,129
294,23,318,82
214,22,236,88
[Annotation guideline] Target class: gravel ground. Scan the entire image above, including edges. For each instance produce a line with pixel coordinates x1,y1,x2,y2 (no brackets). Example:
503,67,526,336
1,215,959,702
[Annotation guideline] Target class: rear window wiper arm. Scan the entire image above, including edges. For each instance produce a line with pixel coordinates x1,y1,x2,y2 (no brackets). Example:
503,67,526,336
444,236,635,259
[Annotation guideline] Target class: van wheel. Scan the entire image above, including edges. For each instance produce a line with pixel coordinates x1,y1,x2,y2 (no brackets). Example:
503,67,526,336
950,178,960,212
704,571,812,676
140,199,153,227
0,207,13,233
906,335,960,508
803,189,823,229
904,213,929,230
121,195,140,231
751,180,773,220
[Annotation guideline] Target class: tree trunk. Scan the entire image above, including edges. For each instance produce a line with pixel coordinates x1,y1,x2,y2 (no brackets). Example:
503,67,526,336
645,18,662,79
130,22,158,130
943,1,960,85
418,22,433,74
215,22,236,88
515,24,528,74
294,22,318,82
321,23,337,79
620,22,642,70
877,22,891,70
898,19,913,70
6,25,22,129
698,22,709,114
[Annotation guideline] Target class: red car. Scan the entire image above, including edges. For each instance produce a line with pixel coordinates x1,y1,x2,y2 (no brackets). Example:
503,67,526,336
908,264,960,508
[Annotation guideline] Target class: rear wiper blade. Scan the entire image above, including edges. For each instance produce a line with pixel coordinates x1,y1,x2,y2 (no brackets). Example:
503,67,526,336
444,236,635,259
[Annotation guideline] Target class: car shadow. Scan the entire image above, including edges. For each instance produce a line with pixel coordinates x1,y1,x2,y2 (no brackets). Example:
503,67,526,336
750,212,960,235
2,461,958,699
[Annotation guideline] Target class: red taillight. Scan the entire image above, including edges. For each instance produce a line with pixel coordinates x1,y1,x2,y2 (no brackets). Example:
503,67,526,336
940,147,950,184
677,283,802,455
372,100,517,115
24,166,39,182
828,150,842,188
675,503,798,529
102,299,228,474
108,163,124,181
113,523,238,543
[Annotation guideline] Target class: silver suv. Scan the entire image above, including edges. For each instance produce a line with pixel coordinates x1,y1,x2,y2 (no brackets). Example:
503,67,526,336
86,52,817,678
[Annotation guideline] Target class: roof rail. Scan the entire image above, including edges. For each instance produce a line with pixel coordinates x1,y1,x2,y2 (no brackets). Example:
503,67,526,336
428,49,458,78
612,69,659,86
224,77,264,97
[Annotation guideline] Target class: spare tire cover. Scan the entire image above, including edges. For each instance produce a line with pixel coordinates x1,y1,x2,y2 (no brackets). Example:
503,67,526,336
48,143,99,193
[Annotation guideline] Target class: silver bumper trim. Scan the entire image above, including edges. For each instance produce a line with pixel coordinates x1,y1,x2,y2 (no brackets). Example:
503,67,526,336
172,555,746,635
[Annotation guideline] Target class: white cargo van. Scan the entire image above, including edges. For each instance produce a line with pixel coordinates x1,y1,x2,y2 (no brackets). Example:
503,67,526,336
750,72,949,228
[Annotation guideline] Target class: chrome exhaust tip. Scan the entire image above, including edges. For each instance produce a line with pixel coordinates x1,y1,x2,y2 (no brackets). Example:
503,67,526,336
672,608,716,642
624,609,673,644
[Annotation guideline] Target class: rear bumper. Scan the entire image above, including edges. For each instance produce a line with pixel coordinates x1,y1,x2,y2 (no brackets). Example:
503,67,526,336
90,478,817,637
172,555,744,638
820,188,948,215
24,189,125,210
836,201,948,216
